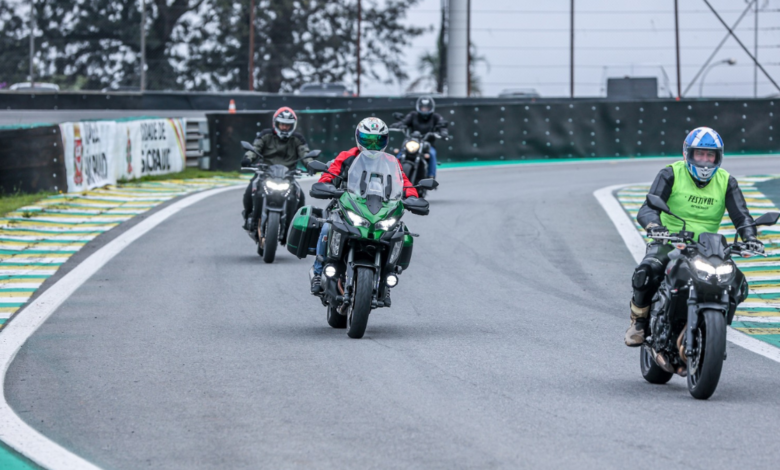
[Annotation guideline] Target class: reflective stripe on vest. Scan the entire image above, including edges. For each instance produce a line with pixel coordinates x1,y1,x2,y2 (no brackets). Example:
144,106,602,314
660,160,729,241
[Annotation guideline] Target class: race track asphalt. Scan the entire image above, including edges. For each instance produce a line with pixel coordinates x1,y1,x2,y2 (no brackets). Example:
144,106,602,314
6,157,780,470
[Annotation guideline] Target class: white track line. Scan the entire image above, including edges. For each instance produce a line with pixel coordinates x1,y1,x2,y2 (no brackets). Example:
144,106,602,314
0,185,242,470
593,183,780,365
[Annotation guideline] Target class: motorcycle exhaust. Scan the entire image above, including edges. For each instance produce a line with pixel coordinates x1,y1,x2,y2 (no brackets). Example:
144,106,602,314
677,325,687,362
652,348,675,374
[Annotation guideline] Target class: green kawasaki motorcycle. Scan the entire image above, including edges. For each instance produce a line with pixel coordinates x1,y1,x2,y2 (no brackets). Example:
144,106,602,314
287,151,436,338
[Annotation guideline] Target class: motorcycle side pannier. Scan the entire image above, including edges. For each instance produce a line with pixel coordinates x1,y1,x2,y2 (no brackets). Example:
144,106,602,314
287,206,324,259
397,233,414,270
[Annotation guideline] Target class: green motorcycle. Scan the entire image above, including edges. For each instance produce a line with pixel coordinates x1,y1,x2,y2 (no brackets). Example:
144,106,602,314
287,151,436,338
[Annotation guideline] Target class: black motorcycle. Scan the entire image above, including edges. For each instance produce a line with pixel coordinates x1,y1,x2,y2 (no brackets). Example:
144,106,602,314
240,141,320,263
390,112,446,198
640,194,778,399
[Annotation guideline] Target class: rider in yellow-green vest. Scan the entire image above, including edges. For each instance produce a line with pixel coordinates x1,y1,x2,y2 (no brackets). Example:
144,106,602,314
624,127,764,347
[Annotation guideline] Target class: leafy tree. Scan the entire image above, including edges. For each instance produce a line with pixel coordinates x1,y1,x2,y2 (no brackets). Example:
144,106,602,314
0,0,425,92
180,0,426,92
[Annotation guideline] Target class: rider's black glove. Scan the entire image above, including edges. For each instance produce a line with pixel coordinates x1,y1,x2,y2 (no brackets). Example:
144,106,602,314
745,237,765,254
646,225,670,239
240,157,252,167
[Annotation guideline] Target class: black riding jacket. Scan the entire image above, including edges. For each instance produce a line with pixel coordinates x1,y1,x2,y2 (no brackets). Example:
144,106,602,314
242,129,310,169
637,166,757,240
395,112,448,144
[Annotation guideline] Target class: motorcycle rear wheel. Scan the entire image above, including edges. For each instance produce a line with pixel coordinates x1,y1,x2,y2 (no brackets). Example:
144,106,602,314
640,345,673,384
687,309,727,400
263,212,280,264
347,267,373,339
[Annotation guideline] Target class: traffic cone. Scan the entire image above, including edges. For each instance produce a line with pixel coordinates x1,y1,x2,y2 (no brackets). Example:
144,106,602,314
228,99,236,114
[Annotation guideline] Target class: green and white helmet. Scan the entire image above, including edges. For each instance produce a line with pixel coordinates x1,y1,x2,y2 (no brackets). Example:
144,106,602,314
355,117,389,153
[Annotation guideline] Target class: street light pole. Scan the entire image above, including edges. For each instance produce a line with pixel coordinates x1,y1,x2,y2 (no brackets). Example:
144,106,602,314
754,0,758,98
570,0,574,98
29,1,35,85
140,0,146,92
357,0,361,96
699,58,736,97
249,0,255,91
674,0,681,99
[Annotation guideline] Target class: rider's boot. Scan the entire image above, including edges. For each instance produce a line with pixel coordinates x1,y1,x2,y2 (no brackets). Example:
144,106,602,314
624,301,649,347
311,275,322,294
242,210,250,231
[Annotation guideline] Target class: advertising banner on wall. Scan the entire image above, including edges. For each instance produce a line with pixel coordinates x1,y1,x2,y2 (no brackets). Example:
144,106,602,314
60,121,117,193
114,118,187,181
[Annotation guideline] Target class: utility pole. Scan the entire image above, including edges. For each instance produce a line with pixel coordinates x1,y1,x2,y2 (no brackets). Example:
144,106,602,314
466,0,471,97
446,0,468,97
140,0,146,92
249,0,255,91
674,0,682,101
570,0,574,98
674,0,681,99
357,0,362,96
754,0,758,98
29,1,35,85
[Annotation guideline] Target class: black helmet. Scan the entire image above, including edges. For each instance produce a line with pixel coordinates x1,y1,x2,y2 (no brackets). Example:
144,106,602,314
416,96,435,119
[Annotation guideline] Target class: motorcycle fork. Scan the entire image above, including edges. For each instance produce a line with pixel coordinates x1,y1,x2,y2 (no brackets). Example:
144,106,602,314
343,248,355,304
685,284,698,358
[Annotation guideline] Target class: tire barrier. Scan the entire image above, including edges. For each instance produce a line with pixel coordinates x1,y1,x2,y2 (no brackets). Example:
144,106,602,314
206,98,779,171
0,125,66,195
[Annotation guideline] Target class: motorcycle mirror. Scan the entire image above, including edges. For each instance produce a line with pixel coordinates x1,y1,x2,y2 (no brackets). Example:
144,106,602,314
392,112,404,121
307,160,329,173
240,141,257,152
754,212,780,227
416,178,439,190
646,194,671,214
304,149,322,159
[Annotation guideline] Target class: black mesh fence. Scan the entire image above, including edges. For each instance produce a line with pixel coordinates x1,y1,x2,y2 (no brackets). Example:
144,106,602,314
207,98,779,170
0,125,66,194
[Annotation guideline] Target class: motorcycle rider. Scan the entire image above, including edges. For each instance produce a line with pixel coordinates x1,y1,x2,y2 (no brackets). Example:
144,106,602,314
625,127,764,347
241,107,313,232
310,117,421,293
390,96,448,178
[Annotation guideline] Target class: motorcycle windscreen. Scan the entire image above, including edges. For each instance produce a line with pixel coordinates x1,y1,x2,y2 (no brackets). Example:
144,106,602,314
347,151,404,214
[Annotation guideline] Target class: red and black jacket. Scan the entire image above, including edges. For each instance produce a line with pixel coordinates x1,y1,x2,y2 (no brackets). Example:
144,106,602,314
319,148,419,198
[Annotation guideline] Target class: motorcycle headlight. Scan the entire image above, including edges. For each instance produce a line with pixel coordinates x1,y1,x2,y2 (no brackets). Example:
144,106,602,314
375,217,397,231
405,141,421,154
265,180,290,191
345,210,369,228
693,257,735,282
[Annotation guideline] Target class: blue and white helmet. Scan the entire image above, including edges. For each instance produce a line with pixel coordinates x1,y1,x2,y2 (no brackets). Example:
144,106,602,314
682,127,724,183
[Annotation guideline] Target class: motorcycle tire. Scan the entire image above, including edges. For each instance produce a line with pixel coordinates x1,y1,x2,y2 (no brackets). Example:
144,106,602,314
327,303,347,329
640,345,673,384
687,309,727,400
347,267,373,339
263,212,280,264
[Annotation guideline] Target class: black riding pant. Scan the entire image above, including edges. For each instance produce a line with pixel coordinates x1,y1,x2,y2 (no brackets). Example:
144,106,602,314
632,243,674,308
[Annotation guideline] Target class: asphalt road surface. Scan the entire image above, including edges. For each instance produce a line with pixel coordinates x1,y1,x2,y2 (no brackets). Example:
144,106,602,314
7,157,780,470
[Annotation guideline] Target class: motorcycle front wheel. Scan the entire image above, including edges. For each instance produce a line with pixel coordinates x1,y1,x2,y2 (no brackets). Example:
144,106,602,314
263,212,280,264
687,309,727,400
347,267,373,339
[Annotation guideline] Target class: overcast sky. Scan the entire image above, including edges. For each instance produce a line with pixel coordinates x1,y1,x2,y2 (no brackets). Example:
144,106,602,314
361,0,780,98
